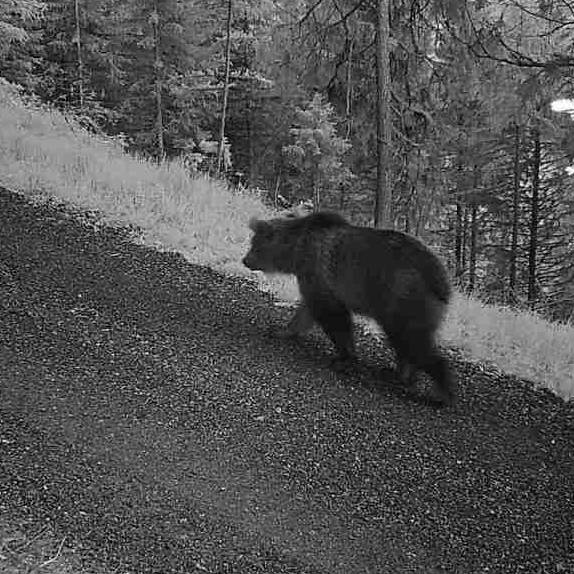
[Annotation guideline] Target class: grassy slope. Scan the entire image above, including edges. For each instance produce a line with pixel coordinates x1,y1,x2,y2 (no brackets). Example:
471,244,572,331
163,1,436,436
0,78,572,400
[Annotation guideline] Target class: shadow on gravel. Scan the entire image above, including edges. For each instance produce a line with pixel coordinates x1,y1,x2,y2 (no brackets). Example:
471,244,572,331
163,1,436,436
1,187,573,574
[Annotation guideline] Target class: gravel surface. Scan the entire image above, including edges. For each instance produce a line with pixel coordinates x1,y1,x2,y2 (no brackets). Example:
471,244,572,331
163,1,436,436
0,186,573,574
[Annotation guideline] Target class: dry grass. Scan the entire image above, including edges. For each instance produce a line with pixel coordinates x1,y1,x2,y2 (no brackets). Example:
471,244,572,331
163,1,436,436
1,77,573,401
0,517,98,574
443,293,574,399
0,79,268,277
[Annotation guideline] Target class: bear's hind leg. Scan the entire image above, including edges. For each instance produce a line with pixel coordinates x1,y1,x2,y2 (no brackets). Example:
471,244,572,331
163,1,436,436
386,326,455,405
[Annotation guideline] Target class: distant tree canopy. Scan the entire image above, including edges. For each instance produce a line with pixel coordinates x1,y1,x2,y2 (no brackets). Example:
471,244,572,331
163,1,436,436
1,0,573,322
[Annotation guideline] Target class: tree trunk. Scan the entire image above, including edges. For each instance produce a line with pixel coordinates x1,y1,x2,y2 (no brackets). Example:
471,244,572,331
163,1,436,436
73,0,84,108
345,36,354,140
468,166,480,292
312,167,321,212
151,3,165,161
247,90,255,185
509,123,521,298
468,203,478,292
461,204,468,280
527,126,541,305
273,176,280,209
340,34,353,212
454,202,463,279
373,0,392,229
454,163,466,282
217,0,233,175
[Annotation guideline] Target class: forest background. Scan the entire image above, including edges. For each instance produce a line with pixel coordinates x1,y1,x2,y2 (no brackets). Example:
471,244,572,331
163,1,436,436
1,0,573,323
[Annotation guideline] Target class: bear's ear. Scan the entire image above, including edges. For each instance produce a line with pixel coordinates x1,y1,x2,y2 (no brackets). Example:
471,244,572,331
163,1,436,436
249,217,273,236
248,217,261,231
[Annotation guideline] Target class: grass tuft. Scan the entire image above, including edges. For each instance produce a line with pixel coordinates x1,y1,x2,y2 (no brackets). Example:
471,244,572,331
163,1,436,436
443,293,574,399
0,517,98,574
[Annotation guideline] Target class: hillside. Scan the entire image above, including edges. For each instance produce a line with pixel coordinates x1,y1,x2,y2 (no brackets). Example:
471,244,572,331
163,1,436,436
0,80,573,400
1,185,573,573
2,4,574,571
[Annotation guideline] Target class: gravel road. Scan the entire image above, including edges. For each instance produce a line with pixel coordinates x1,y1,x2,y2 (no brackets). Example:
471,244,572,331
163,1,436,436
0,186,573,574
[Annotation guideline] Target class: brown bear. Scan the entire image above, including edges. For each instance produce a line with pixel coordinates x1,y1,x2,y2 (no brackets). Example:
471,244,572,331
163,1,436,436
243,211,455,405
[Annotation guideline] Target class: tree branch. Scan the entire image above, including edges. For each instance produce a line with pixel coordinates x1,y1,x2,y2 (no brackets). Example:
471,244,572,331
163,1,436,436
299,0,328,26
441,7,574,70
327,0,369,30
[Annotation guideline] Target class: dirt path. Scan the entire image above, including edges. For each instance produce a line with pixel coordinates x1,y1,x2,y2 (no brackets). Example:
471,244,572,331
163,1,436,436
0,187,573,574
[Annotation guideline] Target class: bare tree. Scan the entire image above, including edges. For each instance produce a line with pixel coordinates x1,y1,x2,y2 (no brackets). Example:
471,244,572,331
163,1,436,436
373,0,392,228
509,123,521,297
217,0,233,175
73,0,84,108
151,2,165,161
527,125,541,305
468,203,478,292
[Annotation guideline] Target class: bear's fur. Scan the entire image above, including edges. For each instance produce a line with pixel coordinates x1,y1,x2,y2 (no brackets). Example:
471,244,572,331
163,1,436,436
243,211,454,405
